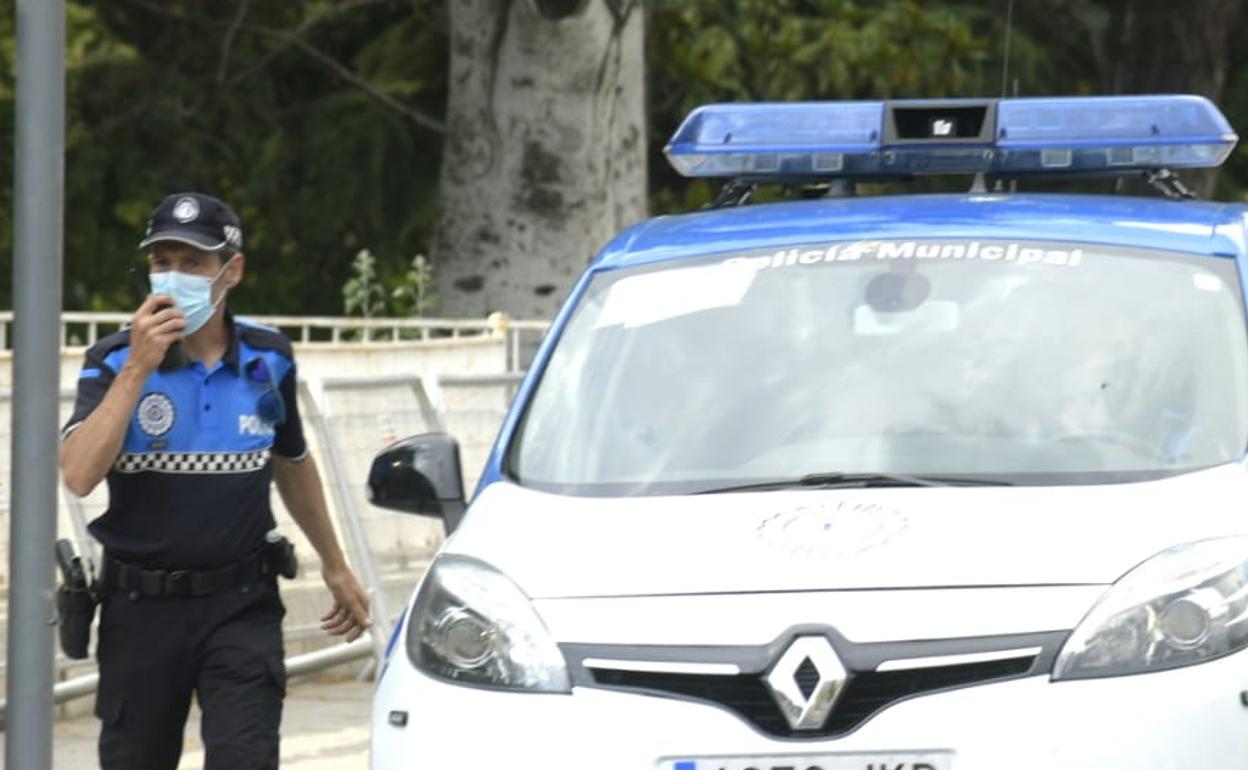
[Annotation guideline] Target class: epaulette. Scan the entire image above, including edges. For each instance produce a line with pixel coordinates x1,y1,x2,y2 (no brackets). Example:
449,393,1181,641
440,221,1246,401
235,318,294,359
85,328,133,360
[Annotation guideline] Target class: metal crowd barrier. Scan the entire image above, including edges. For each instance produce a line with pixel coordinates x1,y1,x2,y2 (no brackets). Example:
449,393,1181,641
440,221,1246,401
0,368,527,721
0,311,550,374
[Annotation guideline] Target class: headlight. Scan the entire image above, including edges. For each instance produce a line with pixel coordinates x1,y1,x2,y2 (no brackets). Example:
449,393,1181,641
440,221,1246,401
1053,537,1248,680
407,554,570,692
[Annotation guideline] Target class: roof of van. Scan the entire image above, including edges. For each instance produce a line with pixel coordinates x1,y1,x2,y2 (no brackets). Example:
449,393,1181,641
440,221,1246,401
594,193,1247,271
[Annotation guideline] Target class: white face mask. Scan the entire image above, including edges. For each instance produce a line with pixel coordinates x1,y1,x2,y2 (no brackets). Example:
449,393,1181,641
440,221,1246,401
149,256,234,336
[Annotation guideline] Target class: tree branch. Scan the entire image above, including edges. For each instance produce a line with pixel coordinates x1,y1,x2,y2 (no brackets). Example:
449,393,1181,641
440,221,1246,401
486,0,517,118
217,0,250,83
228,0,392,88
603,0,637,27
117,0,447,134
270,28,447,133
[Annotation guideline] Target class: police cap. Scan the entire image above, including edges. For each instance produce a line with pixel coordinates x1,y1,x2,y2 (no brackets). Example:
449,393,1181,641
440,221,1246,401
139,192,243,254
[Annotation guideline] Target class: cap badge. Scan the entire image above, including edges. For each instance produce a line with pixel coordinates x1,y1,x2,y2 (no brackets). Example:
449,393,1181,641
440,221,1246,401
172,196,200,223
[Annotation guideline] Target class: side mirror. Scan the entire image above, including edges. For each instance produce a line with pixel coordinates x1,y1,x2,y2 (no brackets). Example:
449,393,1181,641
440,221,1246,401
367,433,467,532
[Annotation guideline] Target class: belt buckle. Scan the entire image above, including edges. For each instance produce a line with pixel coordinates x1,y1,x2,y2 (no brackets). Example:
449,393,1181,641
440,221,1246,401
165,569,192,597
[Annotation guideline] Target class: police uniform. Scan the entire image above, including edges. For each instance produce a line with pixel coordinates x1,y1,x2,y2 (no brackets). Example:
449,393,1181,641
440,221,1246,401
64,263,306,765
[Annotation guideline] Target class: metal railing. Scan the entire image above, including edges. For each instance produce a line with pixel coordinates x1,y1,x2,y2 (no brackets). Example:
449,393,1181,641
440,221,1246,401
0,363,531,720
0,311,550,373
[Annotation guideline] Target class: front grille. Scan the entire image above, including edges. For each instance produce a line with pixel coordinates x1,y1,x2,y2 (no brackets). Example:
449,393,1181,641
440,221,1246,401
825,657,1034,733
589,655,1036,737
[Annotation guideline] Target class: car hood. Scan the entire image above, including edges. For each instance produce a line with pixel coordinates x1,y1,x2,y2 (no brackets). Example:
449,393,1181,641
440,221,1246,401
444,464,1248,600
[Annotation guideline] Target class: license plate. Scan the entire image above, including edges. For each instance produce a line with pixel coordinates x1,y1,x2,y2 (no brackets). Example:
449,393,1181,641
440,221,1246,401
658,752,952,770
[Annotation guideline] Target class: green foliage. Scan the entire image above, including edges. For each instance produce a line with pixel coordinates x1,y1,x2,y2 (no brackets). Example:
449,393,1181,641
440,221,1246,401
3,0,1248,315
647,0,995,212
342,248,385,319
1215,12,1248,202
651,0,989,108
0,0,447,314
344,247,438,324
647,0,1248,208
392,253,438,318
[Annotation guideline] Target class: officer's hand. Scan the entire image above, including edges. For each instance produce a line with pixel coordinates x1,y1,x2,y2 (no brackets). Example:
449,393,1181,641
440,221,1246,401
320,565,372,643
128,293,186,373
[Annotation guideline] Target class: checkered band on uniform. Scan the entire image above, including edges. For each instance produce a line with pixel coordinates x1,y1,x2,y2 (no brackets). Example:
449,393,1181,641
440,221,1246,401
113,449,271,474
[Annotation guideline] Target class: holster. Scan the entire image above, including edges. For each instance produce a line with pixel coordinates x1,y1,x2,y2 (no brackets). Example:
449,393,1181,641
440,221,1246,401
263,533,298,580
56,581,97,660
55,538,98,659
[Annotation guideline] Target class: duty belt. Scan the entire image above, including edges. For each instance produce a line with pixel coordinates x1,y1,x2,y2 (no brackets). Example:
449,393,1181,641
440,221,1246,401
101,550,269,598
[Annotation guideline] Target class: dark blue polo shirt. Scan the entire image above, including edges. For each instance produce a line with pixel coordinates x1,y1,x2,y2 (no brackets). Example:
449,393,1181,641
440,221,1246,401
63,314,308,569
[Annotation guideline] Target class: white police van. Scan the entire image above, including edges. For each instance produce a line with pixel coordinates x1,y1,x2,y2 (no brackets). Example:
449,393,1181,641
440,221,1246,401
367,95,1248,769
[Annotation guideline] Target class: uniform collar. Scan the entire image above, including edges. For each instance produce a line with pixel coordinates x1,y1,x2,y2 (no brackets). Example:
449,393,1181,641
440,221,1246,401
221,311,242,374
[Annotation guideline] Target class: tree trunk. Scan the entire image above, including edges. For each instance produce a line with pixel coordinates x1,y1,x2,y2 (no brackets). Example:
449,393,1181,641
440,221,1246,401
1107,0,1241,198
433,0,647,319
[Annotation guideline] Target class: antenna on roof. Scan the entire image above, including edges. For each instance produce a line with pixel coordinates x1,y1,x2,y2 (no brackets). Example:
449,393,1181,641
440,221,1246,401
1009,76,1019,192
1000,0,1016,99
996,0,1019,192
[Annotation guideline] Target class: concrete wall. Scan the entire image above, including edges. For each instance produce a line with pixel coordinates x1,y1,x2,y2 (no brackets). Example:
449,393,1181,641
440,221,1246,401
0,335,517,670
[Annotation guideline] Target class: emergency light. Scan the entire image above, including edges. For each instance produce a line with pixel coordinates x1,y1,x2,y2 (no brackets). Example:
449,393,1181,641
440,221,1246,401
664,96,1237,179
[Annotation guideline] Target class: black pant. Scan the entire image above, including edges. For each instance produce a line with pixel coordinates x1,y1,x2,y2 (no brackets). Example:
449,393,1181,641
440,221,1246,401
95,575,286,770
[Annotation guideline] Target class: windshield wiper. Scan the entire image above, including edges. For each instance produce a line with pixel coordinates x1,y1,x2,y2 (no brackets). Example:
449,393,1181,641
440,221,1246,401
696,472,1014,494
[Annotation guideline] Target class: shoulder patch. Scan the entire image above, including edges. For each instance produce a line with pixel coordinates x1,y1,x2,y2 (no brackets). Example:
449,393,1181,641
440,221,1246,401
136,392,176,436
235,318,294,358
87,328,132,359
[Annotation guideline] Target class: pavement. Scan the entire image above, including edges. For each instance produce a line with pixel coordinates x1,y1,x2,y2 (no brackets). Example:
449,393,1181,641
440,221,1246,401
20,676,373,769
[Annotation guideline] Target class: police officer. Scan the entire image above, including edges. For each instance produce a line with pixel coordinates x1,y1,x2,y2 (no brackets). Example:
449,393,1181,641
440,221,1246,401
59,192,372,770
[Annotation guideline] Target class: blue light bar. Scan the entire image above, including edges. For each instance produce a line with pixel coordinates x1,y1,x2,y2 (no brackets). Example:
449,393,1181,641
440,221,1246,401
664,95,1237,179
664,102,884,177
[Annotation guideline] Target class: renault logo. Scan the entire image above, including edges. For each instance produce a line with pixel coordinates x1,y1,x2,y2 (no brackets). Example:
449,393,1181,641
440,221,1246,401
763,636,847,730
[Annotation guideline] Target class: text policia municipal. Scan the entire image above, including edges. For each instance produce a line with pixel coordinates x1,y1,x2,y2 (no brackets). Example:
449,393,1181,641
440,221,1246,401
724,241,1085,270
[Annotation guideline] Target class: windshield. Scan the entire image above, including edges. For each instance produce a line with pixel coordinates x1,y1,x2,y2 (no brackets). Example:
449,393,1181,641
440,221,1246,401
509,239,1248,495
